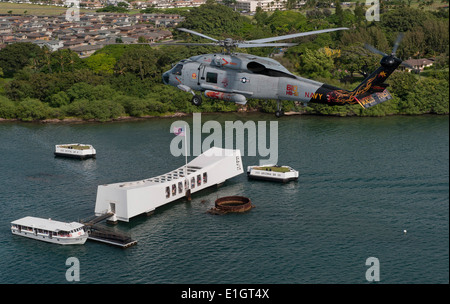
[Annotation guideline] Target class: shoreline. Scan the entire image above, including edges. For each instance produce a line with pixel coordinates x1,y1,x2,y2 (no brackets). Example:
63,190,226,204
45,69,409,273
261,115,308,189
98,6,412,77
0,111,448,124
0,112,190,124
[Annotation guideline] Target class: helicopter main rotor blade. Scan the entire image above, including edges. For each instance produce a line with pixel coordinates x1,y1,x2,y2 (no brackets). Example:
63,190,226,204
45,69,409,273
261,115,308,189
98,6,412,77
391,33,404,56
151,42,217,47
364,43,388,57
236,43,298,48
245,27,349,44
178,28,219,42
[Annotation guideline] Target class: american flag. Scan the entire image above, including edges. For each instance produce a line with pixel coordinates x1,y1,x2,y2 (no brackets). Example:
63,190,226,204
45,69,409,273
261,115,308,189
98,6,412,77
173,127,185,136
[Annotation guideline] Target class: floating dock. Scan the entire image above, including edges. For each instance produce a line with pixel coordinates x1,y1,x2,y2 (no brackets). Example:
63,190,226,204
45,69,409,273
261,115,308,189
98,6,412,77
247,164,299,183
54,143,96,160
81,214,137,248
87,225,137,248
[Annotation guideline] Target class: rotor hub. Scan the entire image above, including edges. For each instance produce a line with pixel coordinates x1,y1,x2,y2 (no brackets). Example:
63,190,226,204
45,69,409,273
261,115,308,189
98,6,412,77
380,55,402,68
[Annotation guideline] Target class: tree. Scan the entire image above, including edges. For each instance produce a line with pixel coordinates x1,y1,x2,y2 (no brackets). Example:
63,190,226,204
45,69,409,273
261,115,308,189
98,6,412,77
49,91,70,108
138,36,148,43
66,82,117,102
354,2,366,25
298,48,335,78
398,28,426,59
0,43,44,77
0,96,16,119
422,19,449,55
380,7,429,33
41,46,52,73
49,49,83,73
96,5,128,13
15,98,51,121
400,78,449,114
65,99,124,121
286,0,297,9
327,2,356,27
4,79,34,101
85,53,116,75
265,10,308,34
254,7,268,26
179,2,248,38
335,45,379,78
115,47,160,80
334,0,344,27
340,27,389,54
386,71,417,99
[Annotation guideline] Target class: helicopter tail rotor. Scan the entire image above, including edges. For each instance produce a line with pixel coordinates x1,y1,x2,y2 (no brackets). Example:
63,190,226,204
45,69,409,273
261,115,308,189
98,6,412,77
364,33,417,72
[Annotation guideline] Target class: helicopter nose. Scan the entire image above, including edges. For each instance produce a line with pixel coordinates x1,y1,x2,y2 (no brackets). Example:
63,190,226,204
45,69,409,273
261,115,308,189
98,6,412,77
162,71,170,85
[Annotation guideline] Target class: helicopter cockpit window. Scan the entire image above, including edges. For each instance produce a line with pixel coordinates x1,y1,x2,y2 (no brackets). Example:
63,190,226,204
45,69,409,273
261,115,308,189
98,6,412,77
206,72,218,84
172,64,183,75
247,61,296,79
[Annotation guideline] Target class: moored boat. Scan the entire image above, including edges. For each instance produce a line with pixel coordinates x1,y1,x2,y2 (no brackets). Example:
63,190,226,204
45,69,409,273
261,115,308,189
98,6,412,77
11,216,88,245
54,143,96,159
247,164,299,183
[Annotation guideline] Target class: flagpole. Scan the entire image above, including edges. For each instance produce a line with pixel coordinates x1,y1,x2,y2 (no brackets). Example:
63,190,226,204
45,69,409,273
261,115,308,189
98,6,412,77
184,124,188,179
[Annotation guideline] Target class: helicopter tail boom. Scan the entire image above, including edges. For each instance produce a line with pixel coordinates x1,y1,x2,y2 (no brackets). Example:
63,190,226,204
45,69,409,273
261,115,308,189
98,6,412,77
311,54,401,108
310,34,411,109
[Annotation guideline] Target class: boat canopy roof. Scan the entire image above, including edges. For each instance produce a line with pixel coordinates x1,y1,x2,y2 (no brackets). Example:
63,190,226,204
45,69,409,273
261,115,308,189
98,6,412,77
11,216,84,232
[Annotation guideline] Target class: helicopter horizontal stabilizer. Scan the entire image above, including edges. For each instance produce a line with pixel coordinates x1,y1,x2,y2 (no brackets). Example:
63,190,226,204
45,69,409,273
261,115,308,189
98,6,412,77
355,90,393,109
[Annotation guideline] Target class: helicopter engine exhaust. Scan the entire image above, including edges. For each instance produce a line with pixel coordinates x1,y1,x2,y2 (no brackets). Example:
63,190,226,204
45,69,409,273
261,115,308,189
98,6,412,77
204,91,247,105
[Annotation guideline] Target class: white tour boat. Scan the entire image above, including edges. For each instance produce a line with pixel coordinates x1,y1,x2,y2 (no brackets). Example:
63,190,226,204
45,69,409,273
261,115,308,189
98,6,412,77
247,164,299,183
54,143,96,159
94,147,244,223
11,216,88,245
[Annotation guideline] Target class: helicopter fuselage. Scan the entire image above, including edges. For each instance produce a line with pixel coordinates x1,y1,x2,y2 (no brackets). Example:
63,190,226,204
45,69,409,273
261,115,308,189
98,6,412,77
162,52,331,106
159,27,401,116
162,51,398,116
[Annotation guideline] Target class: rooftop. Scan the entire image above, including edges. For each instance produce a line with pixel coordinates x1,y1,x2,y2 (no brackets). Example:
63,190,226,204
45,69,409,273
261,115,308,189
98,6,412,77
11,216,84,232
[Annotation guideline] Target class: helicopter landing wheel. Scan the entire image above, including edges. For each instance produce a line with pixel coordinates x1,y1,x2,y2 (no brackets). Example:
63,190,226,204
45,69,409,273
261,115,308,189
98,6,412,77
275,110,284,118
275,100,284,118
191,95,202,106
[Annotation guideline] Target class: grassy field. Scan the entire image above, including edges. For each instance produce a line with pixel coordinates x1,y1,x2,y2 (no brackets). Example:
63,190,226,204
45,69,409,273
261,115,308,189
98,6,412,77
0,2,91,15
1,1,446,16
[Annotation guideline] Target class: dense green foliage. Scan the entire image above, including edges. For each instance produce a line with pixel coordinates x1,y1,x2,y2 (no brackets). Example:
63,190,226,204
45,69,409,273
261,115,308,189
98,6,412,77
96,5,129,13
0,2,448,121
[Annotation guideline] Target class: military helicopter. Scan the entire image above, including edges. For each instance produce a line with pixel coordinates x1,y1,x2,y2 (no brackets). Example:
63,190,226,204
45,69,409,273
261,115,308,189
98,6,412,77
162,28,409,117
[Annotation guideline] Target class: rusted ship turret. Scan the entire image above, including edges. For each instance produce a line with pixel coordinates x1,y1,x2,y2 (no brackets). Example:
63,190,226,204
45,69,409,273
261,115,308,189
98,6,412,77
207,196,254,215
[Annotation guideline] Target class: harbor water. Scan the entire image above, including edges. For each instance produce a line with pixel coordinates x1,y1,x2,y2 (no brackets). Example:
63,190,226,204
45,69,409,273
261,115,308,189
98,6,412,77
0,113,448,284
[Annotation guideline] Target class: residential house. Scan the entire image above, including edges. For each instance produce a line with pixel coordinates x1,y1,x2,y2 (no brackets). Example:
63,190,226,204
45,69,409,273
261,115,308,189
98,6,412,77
130,1,159,9
71,44,104,58
81,0,104,9
33,40,64,52
402,58,434,72
62,39,87,49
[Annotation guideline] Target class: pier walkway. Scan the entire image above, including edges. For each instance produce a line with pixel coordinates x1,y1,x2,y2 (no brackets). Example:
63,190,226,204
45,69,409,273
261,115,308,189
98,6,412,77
83,212,114,226
81,213,137,248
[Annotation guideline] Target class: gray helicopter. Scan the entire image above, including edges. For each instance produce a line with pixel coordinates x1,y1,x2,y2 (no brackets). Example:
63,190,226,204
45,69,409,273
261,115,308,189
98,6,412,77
162,28,409,117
